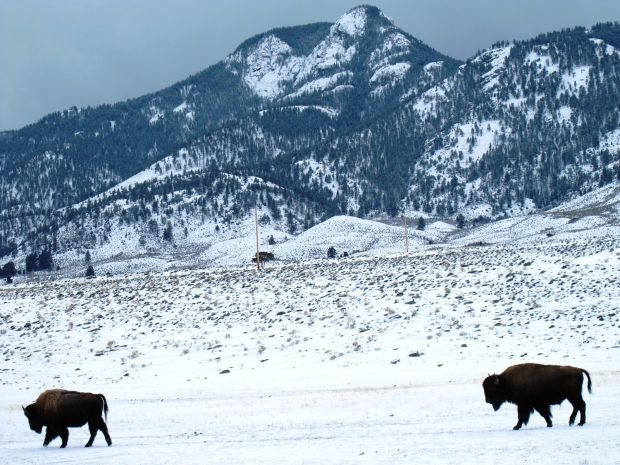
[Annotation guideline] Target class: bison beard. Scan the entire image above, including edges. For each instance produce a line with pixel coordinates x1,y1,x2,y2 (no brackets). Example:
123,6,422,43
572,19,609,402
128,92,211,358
23,389,112,448
482,363,592,430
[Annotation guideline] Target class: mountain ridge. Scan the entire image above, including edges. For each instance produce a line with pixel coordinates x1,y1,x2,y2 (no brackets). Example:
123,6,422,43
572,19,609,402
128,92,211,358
1,7,619,264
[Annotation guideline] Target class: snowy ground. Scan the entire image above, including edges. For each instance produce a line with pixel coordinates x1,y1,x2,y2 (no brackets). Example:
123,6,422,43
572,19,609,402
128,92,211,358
1,235,619,464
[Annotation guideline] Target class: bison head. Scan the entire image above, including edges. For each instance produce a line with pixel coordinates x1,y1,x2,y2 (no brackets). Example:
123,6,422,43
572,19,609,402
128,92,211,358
482,374,506,411
23,403,44,434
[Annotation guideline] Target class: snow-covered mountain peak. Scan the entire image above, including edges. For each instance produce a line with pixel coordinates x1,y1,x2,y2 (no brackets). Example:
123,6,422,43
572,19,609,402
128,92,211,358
331,5,398,38
470,45,513,91
218,5,457,103
249,35,293,60
331,6,369,37
241,35,298,98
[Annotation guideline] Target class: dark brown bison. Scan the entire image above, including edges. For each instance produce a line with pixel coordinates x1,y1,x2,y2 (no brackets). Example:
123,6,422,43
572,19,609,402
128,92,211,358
252,251,274,262
23,389,112,448
483,363,592,430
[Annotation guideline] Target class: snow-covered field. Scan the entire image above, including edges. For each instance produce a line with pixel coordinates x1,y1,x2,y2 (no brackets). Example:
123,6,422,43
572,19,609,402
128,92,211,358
1,235,619,464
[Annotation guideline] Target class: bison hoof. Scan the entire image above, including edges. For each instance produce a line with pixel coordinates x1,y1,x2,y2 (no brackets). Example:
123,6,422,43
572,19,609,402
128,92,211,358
578,422,585,426
513,425,521,430
60,444,67,449
85,443,92,448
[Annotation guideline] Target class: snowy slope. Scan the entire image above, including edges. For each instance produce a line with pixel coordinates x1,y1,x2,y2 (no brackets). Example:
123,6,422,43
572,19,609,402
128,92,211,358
452,182,620,246
0,234,619,464
273,215,426,261
7,182,614,279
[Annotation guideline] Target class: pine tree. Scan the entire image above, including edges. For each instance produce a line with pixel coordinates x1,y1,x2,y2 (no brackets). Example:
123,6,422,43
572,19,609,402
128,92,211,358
25,253,38,273
38,249,53,271
1,261,16,282
163,221,173,242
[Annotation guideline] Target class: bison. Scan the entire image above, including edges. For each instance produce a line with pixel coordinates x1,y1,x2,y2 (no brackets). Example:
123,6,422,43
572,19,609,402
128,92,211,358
23,389,112,448
251,251,274,262
483,363,592,430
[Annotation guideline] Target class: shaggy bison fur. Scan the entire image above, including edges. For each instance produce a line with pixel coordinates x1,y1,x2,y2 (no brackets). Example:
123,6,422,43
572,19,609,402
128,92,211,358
483,363,592,430
23,389,112,448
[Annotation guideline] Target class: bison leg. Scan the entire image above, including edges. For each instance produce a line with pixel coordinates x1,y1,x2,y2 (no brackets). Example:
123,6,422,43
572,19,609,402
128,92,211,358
578,399,586,426
97,418,112,446
58,427,69,448
569,403,578,425
43,427,58,446
568,397,586,426
535,405,553,427
579,400,586,426
513,404,531,430
85,420,98,447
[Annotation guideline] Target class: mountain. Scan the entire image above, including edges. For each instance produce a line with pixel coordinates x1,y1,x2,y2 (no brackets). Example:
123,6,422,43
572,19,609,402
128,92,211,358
1,6,619,266
405,23,620,219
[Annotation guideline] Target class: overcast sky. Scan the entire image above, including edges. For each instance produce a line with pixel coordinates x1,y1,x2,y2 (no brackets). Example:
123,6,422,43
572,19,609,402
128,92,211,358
1,0,619,131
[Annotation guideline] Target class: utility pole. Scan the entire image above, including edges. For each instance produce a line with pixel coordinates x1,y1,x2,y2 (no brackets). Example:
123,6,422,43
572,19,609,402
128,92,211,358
403,215,409,253
255,205,261,270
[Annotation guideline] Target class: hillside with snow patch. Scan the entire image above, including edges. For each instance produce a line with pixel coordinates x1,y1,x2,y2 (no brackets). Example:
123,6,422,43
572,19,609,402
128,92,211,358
35,182,614,275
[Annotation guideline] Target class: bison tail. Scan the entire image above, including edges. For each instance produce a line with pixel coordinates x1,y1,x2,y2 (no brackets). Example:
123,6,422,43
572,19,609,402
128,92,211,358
581,369,593,394
99,394,109,421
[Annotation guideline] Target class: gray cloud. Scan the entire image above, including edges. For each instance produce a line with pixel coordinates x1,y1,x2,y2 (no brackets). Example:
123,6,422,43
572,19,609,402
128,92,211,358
1,0,619,130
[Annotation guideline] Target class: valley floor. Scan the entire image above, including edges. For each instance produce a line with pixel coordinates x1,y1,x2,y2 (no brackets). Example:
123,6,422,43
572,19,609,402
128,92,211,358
1,237,619,464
